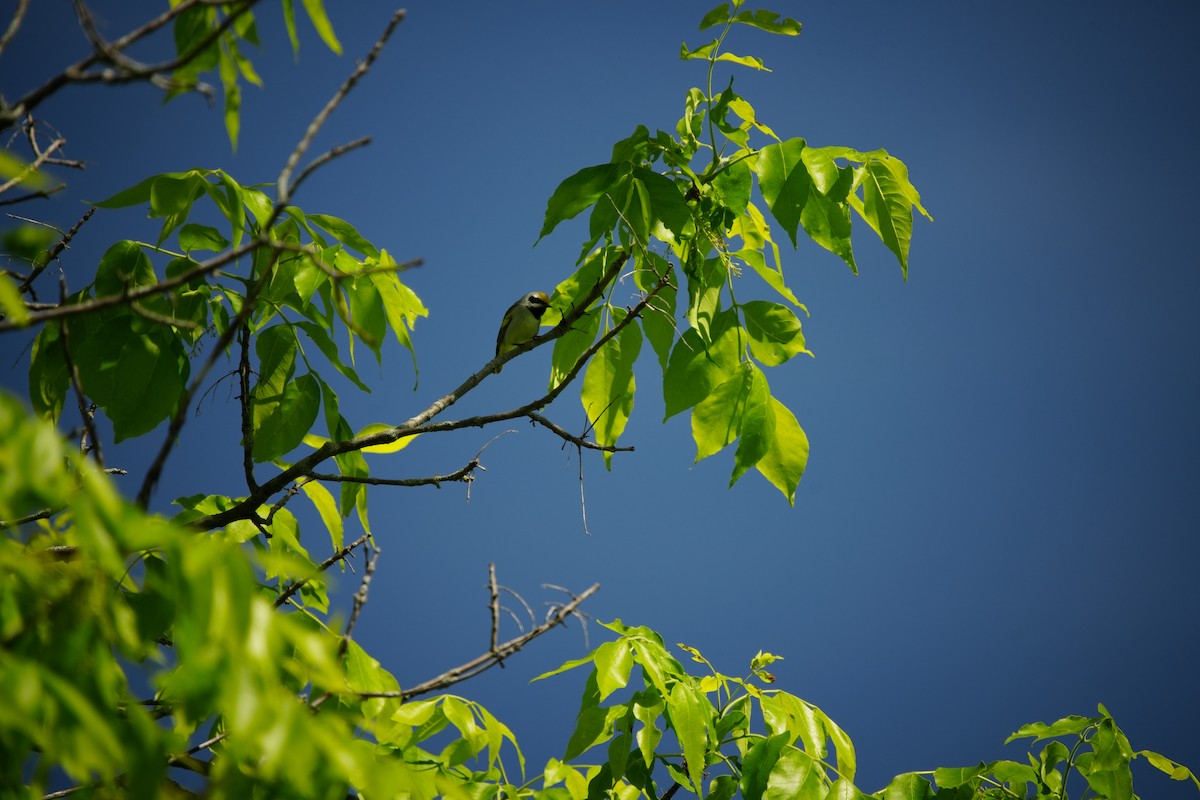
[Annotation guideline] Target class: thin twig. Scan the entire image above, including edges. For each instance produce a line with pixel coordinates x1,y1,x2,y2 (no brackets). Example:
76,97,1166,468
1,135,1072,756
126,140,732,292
57,280,103,467
274,533,371,608
340,543,380,653
0,183,66,206
305,463,477,487
136,245,278,507
0,238,261,332
287,136,372,199
237,322,258,492
0,0,28,57
366,582,601,701
0,507,54,530
18,206,95,293
488,562,500,657
192,251,639,531
526,411,634,453
0,136,64,195
276,10,405,205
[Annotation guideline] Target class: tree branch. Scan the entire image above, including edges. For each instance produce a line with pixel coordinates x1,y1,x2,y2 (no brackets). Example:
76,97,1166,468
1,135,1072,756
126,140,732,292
275,10,405,206
17,206,94,294
0,239,261,333
0,0,28,58
368,581,601,701
192,251,637,530
527,411,635,453
136,246,280,507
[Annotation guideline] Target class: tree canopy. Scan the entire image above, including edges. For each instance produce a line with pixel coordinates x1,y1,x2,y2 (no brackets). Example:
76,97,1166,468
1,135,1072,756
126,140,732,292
1,2,1196,799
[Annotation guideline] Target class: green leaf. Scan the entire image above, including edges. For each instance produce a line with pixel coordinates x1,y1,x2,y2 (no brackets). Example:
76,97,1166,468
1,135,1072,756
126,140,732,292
1007,714,1098,744
564,672,610,761
845,156,929,280
632,690,665,768
94,173,174,209
668,681,709,794
73,317,189,442
662,309,740,419
741,734,788,800
550,308,601,391
755,397,808,507
1137,750,1200,788
300,478,343,551
0,273,30,327
699,4,731,30
281,0,300,53
95,241,157,296
933,764,987,789
879,773,935,800
716,52,769,71
296,321,371,393
369,268,427,382
632,167,695,242
178,223,231,254
732,9,802,35
539,163,628,242
680,39,719,61
28,322,68,420
149,172,208,244
309,214,380,258
593,640,634,700
634,253,677,371
712,158,753,216
729,363,774,486
825,779,871,800
252,372,320,462
691,361,755,462
764,747,820,800
742,301,810,366
755,138,810,247
581,309,642,468
300,0,343,54
800,190,857,273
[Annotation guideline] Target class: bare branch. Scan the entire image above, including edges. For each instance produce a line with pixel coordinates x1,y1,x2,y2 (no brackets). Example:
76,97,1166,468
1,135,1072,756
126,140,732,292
276,10,405,205
0,238,262,333
340,543,380,653
0,507,54,530
0,182,66,206
191,251,647,531
306,459,479,488
2,0,261,127
527,411,634,453
0,0,28,58
17,206,94,293
488,562,500,658
287,135,373,200
136,246,280,507
237,323,258,492
367,582,601,701
0,136,65,195
274,533,371,608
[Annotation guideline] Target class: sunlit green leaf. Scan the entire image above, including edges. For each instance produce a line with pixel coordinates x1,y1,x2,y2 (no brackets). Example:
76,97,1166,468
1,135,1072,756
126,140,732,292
755,397,808,505
754,138,810,247
300,0,342,54
742,301,810,366
581,309,642,468
668,681,709,793
539,163,629,242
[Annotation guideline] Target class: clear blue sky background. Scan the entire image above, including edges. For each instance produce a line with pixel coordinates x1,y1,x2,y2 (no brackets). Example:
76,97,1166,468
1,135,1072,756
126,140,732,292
3,1,1198,795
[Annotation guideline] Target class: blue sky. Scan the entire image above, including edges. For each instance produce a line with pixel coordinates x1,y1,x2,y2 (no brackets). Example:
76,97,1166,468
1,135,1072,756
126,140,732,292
3,1,1198,795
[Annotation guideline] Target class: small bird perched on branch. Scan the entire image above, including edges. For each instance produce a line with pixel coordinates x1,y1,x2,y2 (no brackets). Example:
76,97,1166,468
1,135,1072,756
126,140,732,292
494,291,551,372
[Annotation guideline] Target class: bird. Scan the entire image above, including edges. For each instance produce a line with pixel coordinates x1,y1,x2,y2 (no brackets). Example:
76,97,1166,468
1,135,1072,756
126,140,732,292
494,291,551,372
